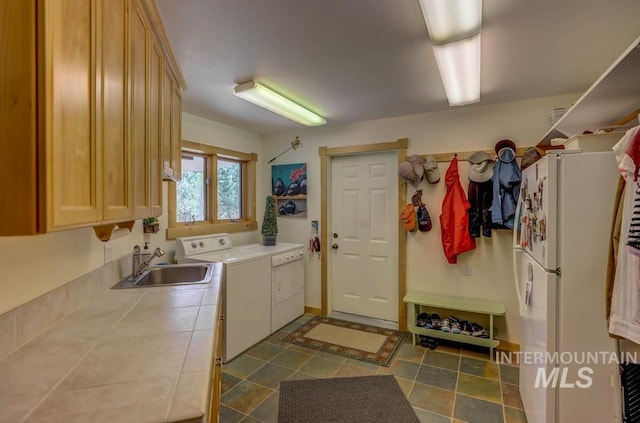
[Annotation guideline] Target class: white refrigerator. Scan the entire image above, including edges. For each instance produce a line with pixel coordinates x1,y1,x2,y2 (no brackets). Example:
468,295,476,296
513,150,622,423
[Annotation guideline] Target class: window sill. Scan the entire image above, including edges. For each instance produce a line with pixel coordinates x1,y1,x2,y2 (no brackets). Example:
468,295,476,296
166,220,258,240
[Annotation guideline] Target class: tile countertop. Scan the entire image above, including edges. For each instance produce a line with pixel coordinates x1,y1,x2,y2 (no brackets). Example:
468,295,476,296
0,263,223,423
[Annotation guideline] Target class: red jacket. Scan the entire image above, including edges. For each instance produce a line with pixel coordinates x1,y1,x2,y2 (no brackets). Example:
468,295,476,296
440,158,476,264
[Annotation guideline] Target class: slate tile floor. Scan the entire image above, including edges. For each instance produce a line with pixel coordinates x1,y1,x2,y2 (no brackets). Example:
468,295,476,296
220,315,526,423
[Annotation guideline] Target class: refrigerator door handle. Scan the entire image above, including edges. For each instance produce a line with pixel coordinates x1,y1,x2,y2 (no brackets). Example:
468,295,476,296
513,192,523,250
513,248,525,315
513,195,525,315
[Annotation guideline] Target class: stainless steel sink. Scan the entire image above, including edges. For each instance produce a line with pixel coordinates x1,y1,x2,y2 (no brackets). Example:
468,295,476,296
111,263,214,289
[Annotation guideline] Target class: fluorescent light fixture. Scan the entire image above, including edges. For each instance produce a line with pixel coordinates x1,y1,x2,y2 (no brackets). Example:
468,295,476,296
419,0,482,106
419,0,482,44
234,81,326,126
432,34,481,106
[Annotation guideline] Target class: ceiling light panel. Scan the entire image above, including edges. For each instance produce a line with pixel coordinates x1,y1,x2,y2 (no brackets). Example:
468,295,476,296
432,34,481,106
419,0,482,44
234,81,326,127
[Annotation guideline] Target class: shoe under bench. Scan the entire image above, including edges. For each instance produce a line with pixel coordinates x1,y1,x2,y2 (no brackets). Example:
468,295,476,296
403,291,506,360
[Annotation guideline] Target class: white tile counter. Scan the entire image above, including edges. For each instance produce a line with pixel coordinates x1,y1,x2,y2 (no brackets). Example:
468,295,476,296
0,262,223,423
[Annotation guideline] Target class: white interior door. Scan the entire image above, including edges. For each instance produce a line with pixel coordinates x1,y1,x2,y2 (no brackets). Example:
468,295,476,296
331,152,398,322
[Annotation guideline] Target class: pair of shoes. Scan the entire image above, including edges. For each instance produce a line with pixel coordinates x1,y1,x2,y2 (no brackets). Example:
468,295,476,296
440,317,451,332
417,313,431,328
450,317,461,334
420,336,439,350
471,323,484,337
460,321,473,336
430,313,441,329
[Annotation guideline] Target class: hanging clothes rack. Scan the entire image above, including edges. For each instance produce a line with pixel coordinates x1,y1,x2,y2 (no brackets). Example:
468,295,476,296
422,146,535,163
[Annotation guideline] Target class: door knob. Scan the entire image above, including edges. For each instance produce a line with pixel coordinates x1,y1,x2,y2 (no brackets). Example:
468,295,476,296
332,243,339,249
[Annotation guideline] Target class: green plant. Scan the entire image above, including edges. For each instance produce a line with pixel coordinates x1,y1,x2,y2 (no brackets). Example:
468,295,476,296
261,196,278,236
143,217,159,226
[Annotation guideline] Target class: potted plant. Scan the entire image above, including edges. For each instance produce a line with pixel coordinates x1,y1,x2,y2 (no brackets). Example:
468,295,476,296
261,196,278,245
142,217,160,233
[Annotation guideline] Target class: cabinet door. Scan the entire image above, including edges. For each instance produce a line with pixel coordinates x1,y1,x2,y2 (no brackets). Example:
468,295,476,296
100,0,131,222
208,311,223,423
0,0,38,234
48,0,102,229
129,0,151,219
161,67,173,179
149,37,163,217
171,84,182,181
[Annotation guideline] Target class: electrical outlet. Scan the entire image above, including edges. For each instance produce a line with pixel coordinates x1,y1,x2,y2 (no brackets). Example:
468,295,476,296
464,264,472,276
104,244,112,263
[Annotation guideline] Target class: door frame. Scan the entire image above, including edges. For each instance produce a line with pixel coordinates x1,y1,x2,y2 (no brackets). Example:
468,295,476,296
319,138,408,330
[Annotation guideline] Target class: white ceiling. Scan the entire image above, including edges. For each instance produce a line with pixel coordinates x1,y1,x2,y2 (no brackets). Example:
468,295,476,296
156,0,640,135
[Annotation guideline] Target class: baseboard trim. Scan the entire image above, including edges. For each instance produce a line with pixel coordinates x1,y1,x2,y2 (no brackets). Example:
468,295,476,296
305,306,321,315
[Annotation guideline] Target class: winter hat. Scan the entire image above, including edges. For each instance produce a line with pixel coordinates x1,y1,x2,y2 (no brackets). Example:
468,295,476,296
467,151,495,183
417,204,432,232
495,139,517,163
400,203,417,232
424,155,440,184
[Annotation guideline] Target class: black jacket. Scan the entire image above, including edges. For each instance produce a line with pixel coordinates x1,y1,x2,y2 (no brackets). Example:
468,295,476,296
468,180,493,238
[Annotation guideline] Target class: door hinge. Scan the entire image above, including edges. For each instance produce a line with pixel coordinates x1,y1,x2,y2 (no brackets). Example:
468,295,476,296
553,267,561,276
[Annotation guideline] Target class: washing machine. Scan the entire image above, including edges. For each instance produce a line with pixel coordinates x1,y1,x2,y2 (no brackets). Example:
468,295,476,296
175,234,271,362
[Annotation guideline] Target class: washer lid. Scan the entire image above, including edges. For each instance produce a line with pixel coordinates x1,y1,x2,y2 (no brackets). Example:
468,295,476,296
236,242,305,256
186,249,270,266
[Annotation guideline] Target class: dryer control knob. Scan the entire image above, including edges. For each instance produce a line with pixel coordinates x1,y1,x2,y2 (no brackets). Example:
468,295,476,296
191,242,198,249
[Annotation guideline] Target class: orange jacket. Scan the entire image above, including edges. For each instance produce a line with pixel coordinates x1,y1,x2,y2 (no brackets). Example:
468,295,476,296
440,158,476,264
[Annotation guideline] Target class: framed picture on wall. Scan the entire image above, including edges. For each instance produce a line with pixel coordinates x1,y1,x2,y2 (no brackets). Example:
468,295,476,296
271,162,307,218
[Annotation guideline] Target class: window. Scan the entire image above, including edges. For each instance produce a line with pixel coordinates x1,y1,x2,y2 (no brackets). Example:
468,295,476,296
167,140,257,238
217,159,241,220
177,153,207,223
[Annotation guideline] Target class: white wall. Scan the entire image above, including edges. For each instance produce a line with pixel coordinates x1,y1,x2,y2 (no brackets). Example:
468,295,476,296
262,93,580,344
0,113,262,315
0,96,579,343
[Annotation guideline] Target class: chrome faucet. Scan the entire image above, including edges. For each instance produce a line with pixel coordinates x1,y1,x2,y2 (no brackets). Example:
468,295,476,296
132,244,165,278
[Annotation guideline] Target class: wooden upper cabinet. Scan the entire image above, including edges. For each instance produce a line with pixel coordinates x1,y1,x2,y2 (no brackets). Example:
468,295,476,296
100,0,132,222
149,36,164,217
0,0,184,235
48,0,102,229
0,0,38,235
162,67,182,182
130,0,151,220
162,68,174,180
171,83,183,181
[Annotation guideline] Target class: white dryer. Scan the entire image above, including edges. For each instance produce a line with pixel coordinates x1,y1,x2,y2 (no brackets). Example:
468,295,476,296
175,234,271,363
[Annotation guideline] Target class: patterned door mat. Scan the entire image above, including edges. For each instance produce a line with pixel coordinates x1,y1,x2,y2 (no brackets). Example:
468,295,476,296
283,316,405,366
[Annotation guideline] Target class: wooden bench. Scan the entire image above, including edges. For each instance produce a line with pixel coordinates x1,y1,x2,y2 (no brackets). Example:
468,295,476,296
403,292,506,359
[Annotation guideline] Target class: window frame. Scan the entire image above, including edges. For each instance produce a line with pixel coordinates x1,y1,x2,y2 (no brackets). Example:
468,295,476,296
167,140,258,239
